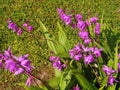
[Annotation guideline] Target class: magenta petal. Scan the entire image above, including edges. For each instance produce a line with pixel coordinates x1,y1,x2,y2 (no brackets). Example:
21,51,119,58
73,84,80,90
14,68,24,75
27,26,33,32
23,23,28,27
21,60,30,67
0,61,2,68
90,17,98,23
75,14,82,21
84,55,94,65
26,76,33,87
17,28,22,36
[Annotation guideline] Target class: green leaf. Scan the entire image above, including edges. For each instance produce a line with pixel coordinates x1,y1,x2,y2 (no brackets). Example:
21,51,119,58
18,83,48,90
39,21,57,54
99,76,108,90
107,59,114,67
88,20,94,37
73,72,97,90
39,21,66,54
59,71,72,90
29,86,48,90
55,68,61,77
57,22,70,52
108,85,116,90
100,10,104,32
55,52,69,58
48,77,60,88
113,40,120,71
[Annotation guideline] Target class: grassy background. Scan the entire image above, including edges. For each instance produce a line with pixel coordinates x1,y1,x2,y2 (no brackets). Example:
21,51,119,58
0,0,120,89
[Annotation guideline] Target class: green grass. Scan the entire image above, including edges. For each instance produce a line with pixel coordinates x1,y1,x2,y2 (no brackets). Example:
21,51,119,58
0,0,120,89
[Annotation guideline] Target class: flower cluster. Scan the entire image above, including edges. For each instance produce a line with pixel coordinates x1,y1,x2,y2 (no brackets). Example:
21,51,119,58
69,43,102,65
57,8,100,38
23,21,33,32
0,47,34,86
57,8,120,88
102,65,118,86
57,8,72,25
49,55,66,70
7,19,22,36
7,19,33,35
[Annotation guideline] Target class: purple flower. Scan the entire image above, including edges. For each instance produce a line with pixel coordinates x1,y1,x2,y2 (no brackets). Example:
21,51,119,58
85,20,91,26
49,55,63,70
118,62,120,72
14,68,24,75
82,46,90,52
17,28,22,36
93,47,102,57
26,76,33,87
0,61,2,68
4,48,33,75
103,65,116,76
61,14,72,25
16,55,33,72
94,23,100,35
53,60,62,70
84,38,91,44
5,59,18,72
69,44,82,61
57,8,64,15
57,8,72,25
0,54,3,68
79,31,89,40
84,55,94,64
15,54,29,62
71,24,77,29
49,56,60,61
73,84,80,90
3,47,12,60
90,17,98,23
8,22,18,32
108,75,117,86
75,14,82,21
27,26,33,32
23,23,28,27
77,20,86,31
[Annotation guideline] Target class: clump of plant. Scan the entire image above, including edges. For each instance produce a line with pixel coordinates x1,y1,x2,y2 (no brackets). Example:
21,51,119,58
1,8,120,90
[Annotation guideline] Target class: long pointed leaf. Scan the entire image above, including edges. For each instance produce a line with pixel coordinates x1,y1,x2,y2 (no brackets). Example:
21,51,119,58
57,22,70,52
73,72,97,90
39,21,66,54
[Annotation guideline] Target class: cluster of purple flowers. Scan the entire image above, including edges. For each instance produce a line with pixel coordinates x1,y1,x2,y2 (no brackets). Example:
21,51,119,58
57,8,72,25
7,20,22,36
77,16,100,44
23,21,33,32
57,8,120,88
57,9,100,41
102,65,118,86
49,55,66,70
69,43,102,65
7,19,33,35
0,47,34,86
